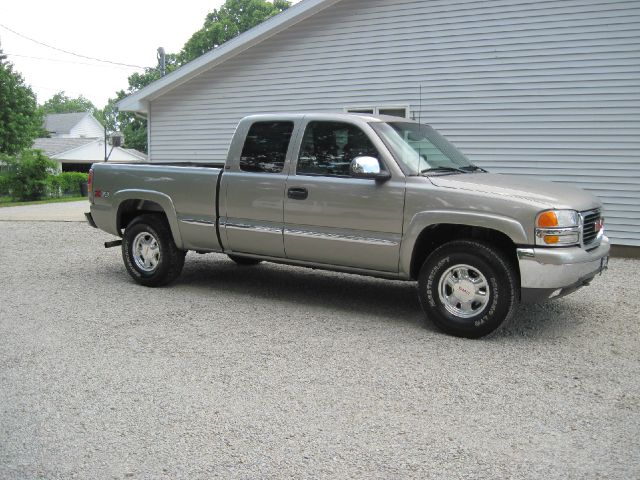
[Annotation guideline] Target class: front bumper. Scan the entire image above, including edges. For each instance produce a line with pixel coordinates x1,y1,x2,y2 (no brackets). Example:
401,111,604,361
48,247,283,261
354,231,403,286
517,236,610,303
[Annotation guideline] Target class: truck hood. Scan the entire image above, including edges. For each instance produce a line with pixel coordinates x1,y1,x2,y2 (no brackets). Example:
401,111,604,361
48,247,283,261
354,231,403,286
428,173,601,211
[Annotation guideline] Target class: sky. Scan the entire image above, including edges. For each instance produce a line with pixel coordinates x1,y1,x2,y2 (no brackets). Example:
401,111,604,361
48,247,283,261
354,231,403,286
0,0,232,108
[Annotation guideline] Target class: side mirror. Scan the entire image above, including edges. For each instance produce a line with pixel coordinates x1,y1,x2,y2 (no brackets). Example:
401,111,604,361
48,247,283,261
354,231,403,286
350,156,391,181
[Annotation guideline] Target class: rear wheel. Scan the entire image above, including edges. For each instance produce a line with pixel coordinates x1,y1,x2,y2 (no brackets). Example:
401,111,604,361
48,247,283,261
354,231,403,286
417,240,517,338
122,214,185,287
227,255,262,266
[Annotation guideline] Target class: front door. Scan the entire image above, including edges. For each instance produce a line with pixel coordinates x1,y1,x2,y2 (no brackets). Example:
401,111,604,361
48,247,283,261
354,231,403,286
283,120,405,272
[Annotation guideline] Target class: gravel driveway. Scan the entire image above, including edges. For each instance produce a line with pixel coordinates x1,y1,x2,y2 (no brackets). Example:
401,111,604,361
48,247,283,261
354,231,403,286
1,221,638,479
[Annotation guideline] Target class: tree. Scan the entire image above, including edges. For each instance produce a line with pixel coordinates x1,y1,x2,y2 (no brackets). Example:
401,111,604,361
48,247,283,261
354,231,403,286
0,61,42,155
100,90,148,153
41,91,96,115
178,0,290,64
104,0,290,153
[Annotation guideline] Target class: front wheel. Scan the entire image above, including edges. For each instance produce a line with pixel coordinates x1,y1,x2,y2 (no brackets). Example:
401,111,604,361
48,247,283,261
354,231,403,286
122,214,185,287
418,240,517,338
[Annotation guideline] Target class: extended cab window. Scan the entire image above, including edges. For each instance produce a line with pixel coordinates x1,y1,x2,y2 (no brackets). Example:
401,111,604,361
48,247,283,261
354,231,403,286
297,121,381,177
240,121,294,173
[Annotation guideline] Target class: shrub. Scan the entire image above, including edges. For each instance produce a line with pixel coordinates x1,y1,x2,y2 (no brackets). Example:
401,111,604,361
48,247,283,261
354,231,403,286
2,149,57,201
48,172,88,197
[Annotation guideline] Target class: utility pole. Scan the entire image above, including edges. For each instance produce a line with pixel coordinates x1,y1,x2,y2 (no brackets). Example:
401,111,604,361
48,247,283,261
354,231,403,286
103,109,122,161
157,47,166,77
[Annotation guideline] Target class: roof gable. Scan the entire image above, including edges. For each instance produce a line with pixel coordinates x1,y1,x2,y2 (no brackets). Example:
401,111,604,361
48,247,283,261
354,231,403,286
43,112,90,135
117,0,340,113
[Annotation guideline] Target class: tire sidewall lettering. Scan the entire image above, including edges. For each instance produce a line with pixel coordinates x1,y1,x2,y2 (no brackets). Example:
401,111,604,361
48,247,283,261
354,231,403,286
426,256,450,307
474,277,499,327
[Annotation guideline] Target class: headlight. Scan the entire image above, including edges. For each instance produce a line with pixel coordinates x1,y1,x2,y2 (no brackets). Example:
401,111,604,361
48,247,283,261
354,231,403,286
535,209,580,246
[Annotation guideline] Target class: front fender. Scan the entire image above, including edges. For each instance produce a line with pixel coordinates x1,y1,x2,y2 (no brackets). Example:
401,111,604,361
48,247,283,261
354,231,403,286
112,189,184,249
399,210,528,277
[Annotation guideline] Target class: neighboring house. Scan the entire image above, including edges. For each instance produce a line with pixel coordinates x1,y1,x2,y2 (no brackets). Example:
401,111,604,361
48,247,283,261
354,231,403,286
117,0,640,247
34,112,146,172
33,137,147,173
43,112,104,139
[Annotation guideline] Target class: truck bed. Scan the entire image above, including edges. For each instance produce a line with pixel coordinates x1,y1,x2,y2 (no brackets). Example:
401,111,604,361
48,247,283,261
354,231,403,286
90,162,224,252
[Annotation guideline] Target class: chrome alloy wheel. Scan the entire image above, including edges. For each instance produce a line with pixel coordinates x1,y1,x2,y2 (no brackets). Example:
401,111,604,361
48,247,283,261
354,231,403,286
132,231,161,273
438,263,489,318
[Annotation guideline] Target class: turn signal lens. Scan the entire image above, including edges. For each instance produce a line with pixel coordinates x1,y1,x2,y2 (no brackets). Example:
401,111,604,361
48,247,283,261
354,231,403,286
544,235,560,244
537,211,558,228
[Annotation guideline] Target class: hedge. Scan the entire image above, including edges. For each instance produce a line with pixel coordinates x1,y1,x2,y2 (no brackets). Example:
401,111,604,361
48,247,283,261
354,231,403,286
47,172,89,197
1,150,89,200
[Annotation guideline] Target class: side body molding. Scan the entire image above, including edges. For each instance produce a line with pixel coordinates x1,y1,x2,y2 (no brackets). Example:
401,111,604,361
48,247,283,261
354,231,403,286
112,189,184,249
399,210,529,278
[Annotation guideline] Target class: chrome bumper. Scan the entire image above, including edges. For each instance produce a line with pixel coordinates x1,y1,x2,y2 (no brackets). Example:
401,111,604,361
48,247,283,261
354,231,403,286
517,237,610,301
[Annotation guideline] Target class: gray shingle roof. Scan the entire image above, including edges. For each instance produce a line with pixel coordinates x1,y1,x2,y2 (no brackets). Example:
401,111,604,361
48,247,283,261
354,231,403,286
32,137,95,157
43,112,89,134
123,148,147,160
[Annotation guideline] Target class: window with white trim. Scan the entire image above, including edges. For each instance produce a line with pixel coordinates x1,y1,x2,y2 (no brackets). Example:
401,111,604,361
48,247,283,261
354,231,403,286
344,105,409,118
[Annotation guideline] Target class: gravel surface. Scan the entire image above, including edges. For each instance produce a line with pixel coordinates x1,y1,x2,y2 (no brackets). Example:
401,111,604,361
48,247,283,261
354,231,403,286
1,221,638,479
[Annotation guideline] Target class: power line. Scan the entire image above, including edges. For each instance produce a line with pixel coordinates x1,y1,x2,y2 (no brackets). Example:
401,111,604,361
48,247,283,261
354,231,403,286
4,52,138,69
0,23,146,69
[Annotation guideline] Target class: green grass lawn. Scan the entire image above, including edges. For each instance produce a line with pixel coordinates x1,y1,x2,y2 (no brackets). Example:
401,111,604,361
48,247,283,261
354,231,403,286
0,196,87,208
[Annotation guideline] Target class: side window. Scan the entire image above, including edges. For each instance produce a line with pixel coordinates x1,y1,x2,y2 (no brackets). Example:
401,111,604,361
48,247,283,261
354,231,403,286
240,121,294,173
297,121,381,177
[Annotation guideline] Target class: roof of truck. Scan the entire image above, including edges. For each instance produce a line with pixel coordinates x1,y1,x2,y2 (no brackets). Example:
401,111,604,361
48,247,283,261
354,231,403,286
240,112,419,123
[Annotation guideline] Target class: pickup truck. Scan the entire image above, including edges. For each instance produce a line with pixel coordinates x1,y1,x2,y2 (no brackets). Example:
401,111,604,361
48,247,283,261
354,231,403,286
86,113,610,338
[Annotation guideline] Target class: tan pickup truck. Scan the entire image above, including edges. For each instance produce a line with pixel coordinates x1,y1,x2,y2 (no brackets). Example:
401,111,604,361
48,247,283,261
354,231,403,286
86,113,609,338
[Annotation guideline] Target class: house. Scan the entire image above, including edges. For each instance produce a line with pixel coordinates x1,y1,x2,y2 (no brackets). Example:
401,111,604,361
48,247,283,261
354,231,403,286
117,0,640,248
35,112,146,172
43,112,104,139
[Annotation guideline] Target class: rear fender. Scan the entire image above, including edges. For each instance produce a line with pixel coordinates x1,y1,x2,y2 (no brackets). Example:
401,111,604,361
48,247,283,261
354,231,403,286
113,189,183,249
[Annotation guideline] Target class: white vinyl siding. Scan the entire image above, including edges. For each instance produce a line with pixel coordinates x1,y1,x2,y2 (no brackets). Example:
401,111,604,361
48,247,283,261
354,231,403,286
68,116,104,139
150,0,640,246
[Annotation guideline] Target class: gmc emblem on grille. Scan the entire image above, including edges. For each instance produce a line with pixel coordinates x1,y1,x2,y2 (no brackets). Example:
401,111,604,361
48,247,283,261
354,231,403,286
594,218,604,232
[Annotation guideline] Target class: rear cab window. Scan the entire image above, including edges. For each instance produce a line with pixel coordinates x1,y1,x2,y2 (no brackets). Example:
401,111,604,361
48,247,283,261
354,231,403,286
239,121,294,173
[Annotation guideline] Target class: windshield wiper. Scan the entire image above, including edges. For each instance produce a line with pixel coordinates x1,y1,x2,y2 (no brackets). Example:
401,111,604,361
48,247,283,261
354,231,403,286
420,166,467,175
459,165,488,173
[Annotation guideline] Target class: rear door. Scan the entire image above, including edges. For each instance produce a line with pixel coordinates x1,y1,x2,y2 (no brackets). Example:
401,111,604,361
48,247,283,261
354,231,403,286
221,119,297,257
283,119,406,272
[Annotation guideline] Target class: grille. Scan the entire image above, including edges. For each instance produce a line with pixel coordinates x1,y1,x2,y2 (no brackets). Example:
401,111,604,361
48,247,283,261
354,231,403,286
581,209,601,246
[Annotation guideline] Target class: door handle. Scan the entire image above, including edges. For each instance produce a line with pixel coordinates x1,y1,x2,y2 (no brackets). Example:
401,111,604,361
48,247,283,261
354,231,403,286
287,187,308,200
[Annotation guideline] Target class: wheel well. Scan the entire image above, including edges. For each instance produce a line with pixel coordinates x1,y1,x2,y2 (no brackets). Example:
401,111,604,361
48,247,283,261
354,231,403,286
410,224,519,280
117,200,166,233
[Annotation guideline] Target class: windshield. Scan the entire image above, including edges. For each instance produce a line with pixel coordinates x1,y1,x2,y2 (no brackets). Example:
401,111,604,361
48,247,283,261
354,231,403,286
370,122,478,175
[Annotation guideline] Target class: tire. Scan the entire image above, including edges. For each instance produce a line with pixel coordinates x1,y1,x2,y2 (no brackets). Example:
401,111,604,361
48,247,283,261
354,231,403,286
227,255,262,266
122,214,185,287
417,240,517,338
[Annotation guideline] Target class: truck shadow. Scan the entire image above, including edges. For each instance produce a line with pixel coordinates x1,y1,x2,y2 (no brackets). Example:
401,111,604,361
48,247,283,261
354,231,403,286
180,255,424,325
176,254,580,338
